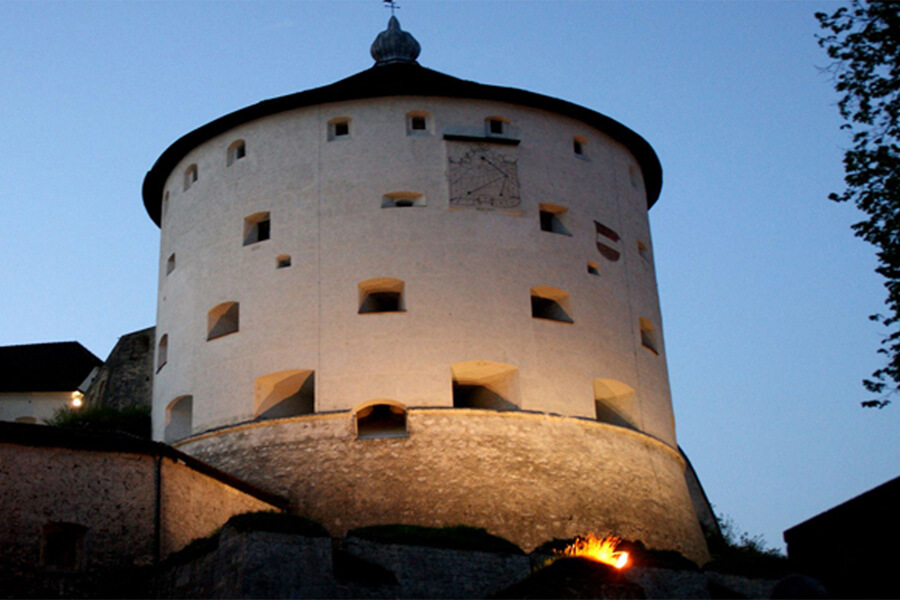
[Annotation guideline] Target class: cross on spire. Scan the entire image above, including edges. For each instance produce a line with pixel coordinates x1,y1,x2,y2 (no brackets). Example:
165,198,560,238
383,0,399,17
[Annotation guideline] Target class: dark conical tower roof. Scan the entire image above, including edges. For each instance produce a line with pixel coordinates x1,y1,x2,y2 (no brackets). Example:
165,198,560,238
370,16,420,65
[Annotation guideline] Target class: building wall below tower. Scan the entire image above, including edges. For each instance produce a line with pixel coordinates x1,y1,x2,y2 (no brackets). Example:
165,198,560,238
176,409,710,564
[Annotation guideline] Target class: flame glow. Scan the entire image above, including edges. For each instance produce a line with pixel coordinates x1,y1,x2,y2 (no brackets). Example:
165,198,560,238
558,534,630,570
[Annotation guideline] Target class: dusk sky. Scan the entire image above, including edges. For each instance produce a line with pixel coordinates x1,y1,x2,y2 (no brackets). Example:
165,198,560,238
1,0,897,553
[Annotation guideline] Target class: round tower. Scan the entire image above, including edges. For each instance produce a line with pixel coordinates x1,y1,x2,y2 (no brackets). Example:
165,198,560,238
144,18,708,562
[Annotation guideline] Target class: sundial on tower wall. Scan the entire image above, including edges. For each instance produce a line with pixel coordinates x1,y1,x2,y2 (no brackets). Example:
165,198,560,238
447,143,521,210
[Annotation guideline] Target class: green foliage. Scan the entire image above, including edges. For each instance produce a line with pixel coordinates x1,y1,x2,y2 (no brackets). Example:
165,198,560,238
816,1,900,406
44,404,151,438
225,511,330,537
703,514,788,578
347,524,525,554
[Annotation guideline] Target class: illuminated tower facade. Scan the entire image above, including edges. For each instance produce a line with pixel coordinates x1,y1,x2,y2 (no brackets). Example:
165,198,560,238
144,18,708,562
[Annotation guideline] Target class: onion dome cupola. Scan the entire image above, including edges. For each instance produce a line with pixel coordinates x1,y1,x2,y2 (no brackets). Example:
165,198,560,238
370,16,420,65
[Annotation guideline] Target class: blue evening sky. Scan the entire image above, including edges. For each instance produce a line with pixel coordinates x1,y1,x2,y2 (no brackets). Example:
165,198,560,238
1,1,897,552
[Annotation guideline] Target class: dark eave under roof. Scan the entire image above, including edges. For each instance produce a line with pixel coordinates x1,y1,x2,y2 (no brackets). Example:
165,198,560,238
142,62,662,226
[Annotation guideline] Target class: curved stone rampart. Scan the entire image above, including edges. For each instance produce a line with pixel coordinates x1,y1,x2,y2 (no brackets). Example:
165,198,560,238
177,409,709,564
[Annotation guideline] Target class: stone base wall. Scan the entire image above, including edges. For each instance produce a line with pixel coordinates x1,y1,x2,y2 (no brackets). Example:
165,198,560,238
0,444,157,576
159,457,280,557
177,409,710,564
0,424,286,598
157,528,531,599
156,526,781,599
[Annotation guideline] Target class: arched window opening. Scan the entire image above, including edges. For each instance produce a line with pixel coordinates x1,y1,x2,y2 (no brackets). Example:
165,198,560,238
539,203,572,236
328,117,351,140
573,135,588,158
593,379,638,430
166,253,176,275
254,370,315,420
157,334,168,372
640,318,659,354
355,402,408,439
162,191,170,222
276,254,292,269
183,164,198,191
485,116,510,136
530,285,573,323
244,212,271,246
629,165,641,189
227,139,246,166
42,522,87,570
382,191,425,208
359,277,405,314
164,395,193,443
208,302,239,340
451,361,520,411
406,111,432,135
637,241,651,262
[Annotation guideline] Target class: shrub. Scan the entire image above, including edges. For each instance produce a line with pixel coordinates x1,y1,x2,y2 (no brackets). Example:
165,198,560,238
45,405,151,438
703,514,789,578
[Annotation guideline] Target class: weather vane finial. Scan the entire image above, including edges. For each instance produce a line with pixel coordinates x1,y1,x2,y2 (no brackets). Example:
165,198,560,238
383,0,399,17
371,1,419,65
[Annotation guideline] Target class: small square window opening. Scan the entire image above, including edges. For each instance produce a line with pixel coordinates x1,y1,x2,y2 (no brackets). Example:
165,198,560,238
244,212,271,246
539,203,572,236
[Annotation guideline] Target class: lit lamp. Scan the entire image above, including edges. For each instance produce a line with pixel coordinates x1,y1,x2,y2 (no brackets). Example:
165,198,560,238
70,391,84,409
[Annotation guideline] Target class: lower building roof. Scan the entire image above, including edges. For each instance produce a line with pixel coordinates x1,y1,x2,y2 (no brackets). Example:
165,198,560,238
0,341,102,393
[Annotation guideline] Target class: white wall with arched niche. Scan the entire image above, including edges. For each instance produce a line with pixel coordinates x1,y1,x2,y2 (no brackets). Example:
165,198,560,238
451,361,520,411
151,95,673,446
165,395,193,443
354,400,408,439
254,370,315,420
593,378,640,431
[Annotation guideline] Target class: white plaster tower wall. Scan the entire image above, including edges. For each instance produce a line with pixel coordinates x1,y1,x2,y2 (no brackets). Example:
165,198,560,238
153,97,671,441
145,18,707,563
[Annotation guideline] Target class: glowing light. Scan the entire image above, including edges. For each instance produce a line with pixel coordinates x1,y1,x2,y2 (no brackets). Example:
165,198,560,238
558,534,630,570
70,392,84,408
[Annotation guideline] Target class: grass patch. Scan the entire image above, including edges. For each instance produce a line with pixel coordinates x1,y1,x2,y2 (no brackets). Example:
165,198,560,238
225,511,329,537
347,524,524,554
45,405,151,438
